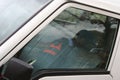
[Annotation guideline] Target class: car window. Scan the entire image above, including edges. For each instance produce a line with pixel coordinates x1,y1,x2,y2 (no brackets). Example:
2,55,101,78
0,0,52,45
17,7,118,74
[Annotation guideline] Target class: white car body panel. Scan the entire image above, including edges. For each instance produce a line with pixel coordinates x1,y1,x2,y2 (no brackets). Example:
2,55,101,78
39,75,112,80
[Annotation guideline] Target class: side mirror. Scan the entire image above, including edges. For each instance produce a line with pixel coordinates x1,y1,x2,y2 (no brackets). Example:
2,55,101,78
3,58,33,80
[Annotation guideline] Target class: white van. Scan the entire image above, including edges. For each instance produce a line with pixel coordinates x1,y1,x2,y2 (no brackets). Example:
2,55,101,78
0,0,120,80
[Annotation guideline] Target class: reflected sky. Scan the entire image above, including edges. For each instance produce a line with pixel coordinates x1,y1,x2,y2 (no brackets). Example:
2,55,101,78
0,0,51,44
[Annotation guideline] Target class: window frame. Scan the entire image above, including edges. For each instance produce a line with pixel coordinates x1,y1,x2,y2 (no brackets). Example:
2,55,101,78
30,2,120,79
32,69,110,80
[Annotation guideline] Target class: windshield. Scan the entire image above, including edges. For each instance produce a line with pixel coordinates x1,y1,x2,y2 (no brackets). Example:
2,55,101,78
0,0,52,45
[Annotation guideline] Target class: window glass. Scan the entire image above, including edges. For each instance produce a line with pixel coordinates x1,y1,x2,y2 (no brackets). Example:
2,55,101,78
0,0,52,44
17,7,118,73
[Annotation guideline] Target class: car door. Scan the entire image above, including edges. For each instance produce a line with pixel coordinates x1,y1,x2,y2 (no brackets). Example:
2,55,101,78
0,0,120,80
